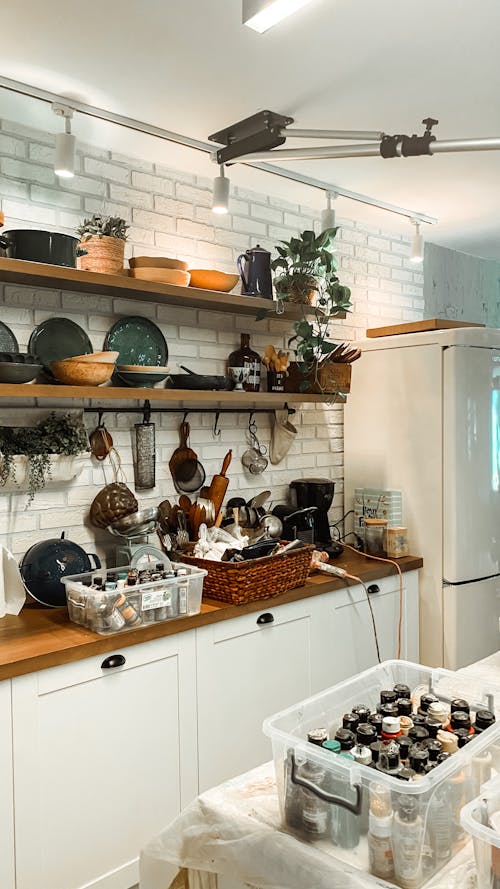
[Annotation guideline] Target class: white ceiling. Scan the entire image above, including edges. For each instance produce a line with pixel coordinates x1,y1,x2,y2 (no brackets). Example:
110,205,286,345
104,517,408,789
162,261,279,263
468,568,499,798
1,0,500,257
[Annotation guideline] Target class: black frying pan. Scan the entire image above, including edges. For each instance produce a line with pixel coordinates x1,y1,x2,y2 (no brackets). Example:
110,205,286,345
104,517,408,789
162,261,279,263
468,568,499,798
167,365,232,391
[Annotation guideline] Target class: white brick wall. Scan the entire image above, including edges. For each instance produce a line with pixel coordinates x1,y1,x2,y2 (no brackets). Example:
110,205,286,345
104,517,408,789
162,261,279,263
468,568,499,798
0,116,424,563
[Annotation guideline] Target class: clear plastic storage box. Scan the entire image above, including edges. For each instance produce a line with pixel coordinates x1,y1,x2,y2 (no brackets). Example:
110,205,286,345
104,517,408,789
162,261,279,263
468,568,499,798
461,774,500,889
263,660,500,889
62,562,207,634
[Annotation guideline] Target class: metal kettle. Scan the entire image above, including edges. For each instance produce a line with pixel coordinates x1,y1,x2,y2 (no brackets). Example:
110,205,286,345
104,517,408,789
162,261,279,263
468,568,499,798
237,244,273,299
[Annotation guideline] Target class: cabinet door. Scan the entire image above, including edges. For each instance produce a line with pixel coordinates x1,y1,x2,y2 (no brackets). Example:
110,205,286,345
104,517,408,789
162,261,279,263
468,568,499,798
12,632,197,889
196,598,315,792
312,571,420,692
0,680,15,889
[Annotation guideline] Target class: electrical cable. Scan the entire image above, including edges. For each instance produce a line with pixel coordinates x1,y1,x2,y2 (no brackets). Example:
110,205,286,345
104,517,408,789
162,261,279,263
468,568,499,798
342,543,404,660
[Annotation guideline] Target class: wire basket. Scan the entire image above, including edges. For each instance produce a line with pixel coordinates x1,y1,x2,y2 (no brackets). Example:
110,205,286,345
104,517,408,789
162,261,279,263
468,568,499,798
178,544,314,606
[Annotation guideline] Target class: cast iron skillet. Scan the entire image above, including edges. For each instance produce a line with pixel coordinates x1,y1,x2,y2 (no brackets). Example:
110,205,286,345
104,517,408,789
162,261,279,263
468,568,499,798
166,365,232,391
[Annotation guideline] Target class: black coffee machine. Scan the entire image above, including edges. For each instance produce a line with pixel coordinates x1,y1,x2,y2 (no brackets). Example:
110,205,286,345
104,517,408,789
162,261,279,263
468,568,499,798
289,478,342,556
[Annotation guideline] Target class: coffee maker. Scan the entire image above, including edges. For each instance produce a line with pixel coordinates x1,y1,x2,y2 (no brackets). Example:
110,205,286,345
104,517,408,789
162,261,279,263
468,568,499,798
289,478,341,555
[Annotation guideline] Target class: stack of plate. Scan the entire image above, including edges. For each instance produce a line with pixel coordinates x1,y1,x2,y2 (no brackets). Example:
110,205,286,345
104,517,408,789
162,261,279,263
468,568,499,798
0,321,41,383
129,256,190,286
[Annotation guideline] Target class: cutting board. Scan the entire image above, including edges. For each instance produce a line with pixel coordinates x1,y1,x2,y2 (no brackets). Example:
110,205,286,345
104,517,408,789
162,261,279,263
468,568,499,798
366,319,485,338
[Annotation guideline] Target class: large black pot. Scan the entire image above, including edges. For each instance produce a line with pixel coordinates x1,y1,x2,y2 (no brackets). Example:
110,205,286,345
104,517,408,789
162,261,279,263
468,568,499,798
20,532,101,607
0,230,86,268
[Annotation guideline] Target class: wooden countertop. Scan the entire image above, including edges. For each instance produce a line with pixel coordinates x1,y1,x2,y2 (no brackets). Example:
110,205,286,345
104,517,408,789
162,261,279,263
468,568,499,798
0,552,422,681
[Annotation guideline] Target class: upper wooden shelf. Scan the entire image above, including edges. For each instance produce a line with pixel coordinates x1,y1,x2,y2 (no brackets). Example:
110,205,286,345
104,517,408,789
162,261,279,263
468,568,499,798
0,383,328,406
0,257,329,320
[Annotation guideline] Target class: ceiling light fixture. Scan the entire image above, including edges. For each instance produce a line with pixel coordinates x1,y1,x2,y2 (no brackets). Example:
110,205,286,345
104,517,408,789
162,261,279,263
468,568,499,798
321,192,337,230
52,103,76,178
410,220,424,263
212,165,230,214
243,0,315,33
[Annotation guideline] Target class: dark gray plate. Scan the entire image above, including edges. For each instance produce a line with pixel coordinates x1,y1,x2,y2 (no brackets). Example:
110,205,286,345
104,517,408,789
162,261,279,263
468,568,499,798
29,318,93,374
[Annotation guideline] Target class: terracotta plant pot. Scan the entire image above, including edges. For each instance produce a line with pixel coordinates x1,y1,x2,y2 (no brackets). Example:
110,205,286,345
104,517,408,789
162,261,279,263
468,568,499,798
278,277,317,305
284,361,351,394
77,235,125,275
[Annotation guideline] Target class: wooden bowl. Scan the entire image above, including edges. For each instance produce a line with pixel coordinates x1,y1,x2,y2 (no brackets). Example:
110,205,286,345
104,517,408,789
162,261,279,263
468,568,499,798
188,269,240,292
50,360,115,386
129,267,191,286
62,351,119,364
129,256,189,271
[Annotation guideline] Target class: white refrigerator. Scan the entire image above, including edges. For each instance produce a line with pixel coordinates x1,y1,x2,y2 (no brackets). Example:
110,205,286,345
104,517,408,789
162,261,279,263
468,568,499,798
344,326,500,669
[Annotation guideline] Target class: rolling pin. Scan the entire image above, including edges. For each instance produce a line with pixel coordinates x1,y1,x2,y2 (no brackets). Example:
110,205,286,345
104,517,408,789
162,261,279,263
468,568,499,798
208,450,232,517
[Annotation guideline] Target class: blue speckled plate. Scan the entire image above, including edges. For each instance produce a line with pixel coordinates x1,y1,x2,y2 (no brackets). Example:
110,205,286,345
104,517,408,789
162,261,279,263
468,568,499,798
104,316,168,367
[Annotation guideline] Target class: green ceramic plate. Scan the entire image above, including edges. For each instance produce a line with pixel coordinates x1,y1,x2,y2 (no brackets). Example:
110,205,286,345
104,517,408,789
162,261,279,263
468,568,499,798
0,321,19,353
29,318,93,374
104,316,168,367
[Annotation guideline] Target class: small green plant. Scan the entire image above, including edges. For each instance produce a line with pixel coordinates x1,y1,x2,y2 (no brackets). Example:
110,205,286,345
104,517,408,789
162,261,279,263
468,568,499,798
0,413,89,505
76,214,129,241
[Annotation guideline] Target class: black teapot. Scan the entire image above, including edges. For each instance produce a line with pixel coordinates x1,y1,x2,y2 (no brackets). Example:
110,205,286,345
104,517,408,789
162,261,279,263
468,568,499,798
237,244,273,299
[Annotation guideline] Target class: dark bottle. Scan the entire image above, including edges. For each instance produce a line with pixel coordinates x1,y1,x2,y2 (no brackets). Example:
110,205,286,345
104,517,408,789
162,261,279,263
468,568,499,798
227,333,261,392
397,698,413,717
393,683,411,700
368,713,383,736
473,709,496,733
380,689,398,705
455,728,473,748
450,698,470,714
343,712,360,733
418,693,439,716
450,710,471,732
409,725,430,743
409,744,429,774
423,738,443,761
334,728,356,750
352,704,371,721
396,735,413,762
307,728,329,747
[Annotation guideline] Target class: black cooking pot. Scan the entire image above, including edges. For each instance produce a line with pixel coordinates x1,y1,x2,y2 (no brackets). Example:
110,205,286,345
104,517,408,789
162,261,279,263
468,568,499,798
20,532,101,607
0,230,86,268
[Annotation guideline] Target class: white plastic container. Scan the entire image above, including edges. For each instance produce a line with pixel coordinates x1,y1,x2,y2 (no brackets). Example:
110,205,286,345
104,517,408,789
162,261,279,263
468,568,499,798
461,774,500,889
263,660,500,889
62,562,206,634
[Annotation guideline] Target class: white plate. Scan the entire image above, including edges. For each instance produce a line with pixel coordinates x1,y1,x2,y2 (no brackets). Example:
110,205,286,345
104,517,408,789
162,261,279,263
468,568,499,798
117,365,170,373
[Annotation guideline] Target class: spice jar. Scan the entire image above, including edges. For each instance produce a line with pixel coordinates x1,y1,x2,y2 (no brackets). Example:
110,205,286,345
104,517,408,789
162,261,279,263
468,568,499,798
385,526,409,558
364,518,388,556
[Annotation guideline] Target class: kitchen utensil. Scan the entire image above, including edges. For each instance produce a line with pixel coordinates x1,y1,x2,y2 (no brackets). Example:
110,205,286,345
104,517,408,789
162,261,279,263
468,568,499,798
89,419,113,461
196,498,216,525
104,315,168,368
169,420,198,485
134,406,156,490
277,539,304,554
237,245,273,298
166,370,231,391
29,318,93,375
178,494,192,512
19,531,101,607
0,230,85,267
0,322,18,353
50,359,114,386
240,539,278,560
129,267,191,286
248,490,271,511
117,364,170,373
156,527,172,553
64,351,119,364
188,269,240,292
129,256,189,271
272,505,317,546
228,366,250,390
175,457,206,493
177,511,189,547
0,363,41,383
89,482,138,528
259,513,283,538
107,507,159,538
158,499,172,531
241,448,268,474
270,409,297,464
208,450,232,516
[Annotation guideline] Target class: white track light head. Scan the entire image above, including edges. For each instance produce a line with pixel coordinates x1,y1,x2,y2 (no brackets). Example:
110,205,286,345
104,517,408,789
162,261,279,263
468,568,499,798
52,103,76,178
321,191,337,230
212,165,230,214
410,220,424,263
243,0,315,33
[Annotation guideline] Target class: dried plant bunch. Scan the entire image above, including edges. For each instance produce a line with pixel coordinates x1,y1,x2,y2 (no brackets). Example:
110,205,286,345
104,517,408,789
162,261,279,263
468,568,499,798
76,214,129,241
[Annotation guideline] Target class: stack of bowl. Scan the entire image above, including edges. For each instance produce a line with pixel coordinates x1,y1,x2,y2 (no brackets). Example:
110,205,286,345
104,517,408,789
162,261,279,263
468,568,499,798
50,351,119,386
129,257,190,286
0,352,42,384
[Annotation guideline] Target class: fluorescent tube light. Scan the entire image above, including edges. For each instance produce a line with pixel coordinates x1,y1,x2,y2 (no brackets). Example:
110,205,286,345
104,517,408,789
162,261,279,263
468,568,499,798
243,0,315,33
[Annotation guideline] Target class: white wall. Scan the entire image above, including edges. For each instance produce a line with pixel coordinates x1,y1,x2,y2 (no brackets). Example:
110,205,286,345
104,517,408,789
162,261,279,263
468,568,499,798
424,242,500,325
0,117,424,562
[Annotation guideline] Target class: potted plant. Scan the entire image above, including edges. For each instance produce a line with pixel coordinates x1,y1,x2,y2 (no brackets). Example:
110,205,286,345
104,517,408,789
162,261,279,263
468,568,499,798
0,412,89,505
76,214,128,275
262,228,352,393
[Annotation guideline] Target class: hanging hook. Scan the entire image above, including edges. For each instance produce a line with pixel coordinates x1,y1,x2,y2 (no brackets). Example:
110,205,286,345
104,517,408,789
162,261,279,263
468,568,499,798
213,411,221,438
97,410,105,428
182,411,189,424
143,399,151,425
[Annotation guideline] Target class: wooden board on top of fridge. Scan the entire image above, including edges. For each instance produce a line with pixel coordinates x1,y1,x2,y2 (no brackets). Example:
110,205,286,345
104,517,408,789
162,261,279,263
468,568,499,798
366,319,485,338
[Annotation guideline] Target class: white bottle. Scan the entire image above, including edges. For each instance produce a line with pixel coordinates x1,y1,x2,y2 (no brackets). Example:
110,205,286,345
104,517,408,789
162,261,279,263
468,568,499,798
392,795,423,889
368,785,394,881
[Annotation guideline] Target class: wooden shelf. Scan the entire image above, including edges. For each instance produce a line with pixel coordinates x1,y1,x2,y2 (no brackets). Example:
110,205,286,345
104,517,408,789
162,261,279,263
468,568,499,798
0,383,328,405
0,257,341,321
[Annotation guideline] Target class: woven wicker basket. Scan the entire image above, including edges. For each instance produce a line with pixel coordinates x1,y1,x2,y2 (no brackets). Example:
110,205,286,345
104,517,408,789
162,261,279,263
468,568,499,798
178,544,314,606
77,235,125,275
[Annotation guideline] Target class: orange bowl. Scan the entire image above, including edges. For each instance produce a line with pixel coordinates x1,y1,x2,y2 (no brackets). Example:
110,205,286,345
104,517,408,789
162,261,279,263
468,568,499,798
188,269,240,292
50,360,114,386
129,256,189,271
129,267,191,286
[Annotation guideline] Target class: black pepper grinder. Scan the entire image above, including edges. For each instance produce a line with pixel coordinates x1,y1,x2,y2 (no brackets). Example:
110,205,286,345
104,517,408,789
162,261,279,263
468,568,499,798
227,333,262,392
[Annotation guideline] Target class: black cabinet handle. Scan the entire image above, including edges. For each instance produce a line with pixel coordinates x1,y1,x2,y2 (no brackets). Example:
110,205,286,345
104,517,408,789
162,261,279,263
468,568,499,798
367,584,380,595
101,654,126,669
257,612,275,626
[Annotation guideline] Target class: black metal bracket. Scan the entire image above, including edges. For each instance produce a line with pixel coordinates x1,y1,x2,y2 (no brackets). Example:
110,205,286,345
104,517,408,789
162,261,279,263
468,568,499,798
209,110,294,165
380,117,439,159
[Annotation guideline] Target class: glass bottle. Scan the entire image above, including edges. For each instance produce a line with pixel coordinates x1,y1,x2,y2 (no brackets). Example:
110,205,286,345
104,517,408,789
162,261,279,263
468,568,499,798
227,333,261,392
368,785,394,881
392,795,424,889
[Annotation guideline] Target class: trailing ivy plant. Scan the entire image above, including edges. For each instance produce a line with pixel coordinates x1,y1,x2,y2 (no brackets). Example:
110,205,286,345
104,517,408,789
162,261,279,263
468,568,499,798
0,413,89,505
76,214,129,241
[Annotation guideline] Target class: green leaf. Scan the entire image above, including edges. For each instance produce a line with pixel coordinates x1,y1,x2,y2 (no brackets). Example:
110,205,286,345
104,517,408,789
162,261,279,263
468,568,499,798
255,308,269,322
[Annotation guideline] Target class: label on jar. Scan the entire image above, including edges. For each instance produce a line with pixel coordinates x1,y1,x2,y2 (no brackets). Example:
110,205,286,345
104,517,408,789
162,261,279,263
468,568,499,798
244,360,260,389
142,589,172,611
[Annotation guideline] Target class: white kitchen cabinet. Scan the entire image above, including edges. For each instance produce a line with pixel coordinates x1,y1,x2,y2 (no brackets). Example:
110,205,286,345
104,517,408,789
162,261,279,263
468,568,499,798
0,679,15,889
312,570,419,692
12,632,197,889
196,597,316,792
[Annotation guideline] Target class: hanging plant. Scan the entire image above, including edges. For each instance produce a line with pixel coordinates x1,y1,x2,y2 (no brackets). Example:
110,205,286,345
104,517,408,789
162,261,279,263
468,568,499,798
0,412,89,505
